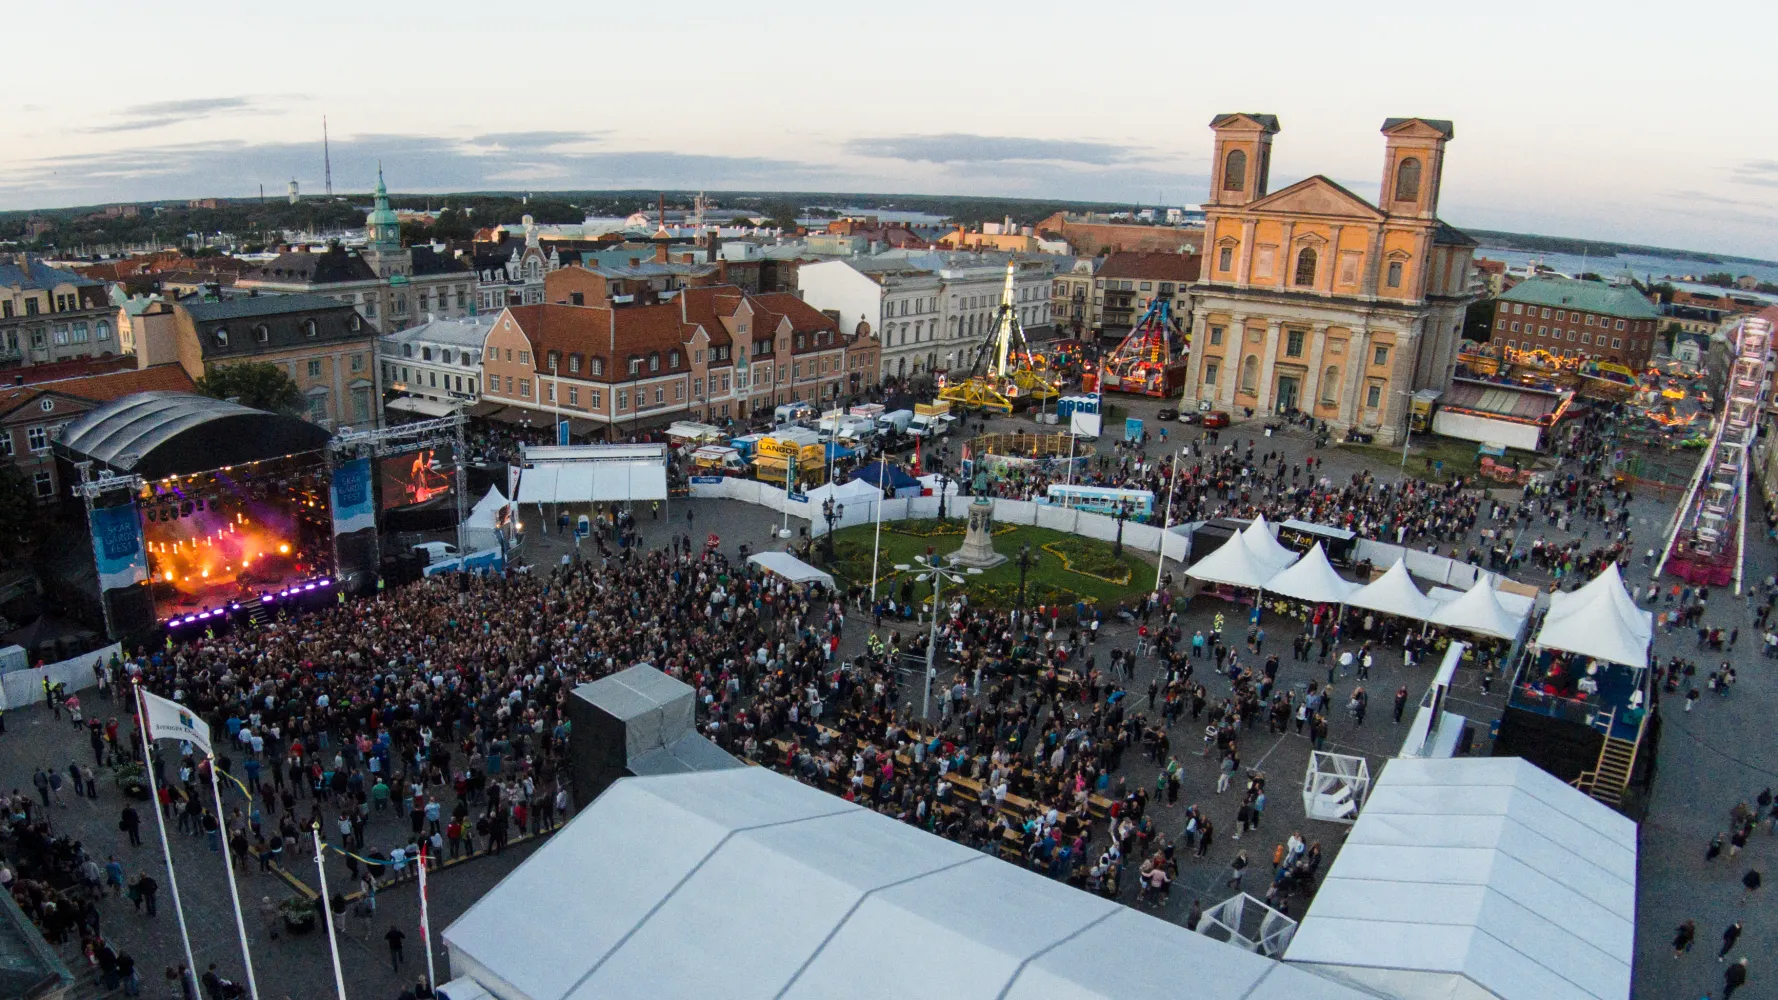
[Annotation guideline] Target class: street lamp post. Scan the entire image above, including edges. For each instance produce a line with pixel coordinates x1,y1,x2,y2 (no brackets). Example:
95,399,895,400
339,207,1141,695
1155,446,1182,590
935,466,953,522
1113,498,1131,558
1398,389,1413,481
892,553,981,720
821,497,844,559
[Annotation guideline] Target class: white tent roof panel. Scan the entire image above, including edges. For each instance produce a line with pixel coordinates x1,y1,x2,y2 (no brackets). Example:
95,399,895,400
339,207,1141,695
1345,559,1440,621
748,551,836,589
1262,542,1358,604
1241,515,1300,572
1283,757,1635,1000
446,767,1379,1000
1185,533,1279,589
516,462,666,503
1428,578,1527,640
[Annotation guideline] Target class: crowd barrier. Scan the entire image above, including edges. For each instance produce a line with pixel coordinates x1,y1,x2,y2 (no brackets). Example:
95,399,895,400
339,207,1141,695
0,642,122,709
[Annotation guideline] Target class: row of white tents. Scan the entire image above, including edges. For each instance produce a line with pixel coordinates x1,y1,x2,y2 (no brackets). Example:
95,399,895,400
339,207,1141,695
1183,515,1530,642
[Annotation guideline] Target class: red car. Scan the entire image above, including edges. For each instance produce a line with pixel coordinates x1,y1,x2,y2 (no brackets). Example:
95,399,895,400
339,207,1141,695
1201,410,1231,428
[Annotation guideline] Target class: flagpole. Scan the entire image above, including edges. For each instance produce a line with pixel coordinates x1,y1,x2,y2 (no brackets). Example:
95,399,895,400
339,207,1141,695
417,844,437,989
869,458,887,601
1155,446,1180,591
208,764,260,1000
132,682,201,1000
312,823,350,1000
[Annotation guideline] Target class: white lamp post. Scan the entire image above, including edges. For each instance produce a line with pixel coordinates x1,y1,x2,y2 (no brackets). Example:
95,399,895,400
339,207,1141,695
892,552,982,719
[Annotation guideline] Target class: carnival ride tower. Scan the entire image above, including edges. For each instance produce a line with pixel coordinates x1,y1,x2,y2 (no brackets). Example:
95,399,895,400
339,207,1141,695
1655,314,1772,590
1097,298,1187,397
937,262,1058,412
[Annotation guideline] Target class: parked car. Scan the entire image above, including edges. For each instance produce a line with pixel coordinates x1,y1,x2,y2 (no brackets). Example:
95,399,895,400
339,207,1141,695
1156,407,1178,421
1201,411,1231,429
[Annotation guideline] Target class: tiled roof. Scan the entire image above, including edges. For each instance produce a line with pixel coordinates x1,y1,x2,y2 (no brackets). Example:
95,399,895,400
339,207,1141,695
1433,221,1477,247
411,246,469,277
1209,112,1280,132
240,248,376,284
1382,116,1455,138
751,292,836,334
0,364,196,418
180,293,356,321
1097,251,1201,282
1498,278,1660,319
0,255,105,290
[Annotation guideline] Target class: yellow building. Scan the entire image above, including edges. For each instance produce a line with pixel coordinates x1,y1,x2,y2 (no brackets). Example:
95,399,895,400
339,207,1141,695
1182,115,1478,443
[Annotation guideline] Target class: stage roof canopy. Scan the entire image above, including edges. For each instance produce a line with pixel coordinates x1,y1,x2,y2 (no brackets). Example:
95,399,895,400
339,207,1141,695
55,391,332,479
1537,565,1652,667
1284,757,1636,1000
442,767,1377,1000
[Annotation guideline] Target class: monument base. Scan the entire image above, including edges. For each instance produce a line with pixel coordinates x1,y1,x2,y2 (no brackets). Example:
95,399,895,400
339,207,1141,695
951,497,1007,569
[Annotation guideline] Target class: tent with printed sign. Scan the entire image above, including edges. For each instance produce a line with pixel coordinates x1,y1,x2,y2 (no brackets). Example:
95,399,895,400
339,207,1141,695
1262,543,1358,604
1346,559,1440,622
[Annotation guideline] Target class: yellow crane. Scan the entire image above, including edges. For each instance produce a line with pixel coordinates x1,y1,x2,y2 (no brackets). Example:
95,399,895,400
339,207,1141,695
936,261,1058,413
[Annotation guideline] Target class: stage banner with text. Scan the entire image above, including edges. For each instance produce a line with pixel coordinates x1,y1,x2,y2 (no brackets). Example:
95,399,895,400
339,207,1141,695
91,504,147,592
331,457,376,535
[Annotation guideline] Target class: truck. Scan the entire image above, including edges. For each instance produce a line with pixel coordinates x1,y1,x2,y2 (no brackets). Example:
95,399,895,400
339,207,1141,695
773,401,815,427
876,408,914,435
728,433,767,461
909,401,956,439
690,445,747,476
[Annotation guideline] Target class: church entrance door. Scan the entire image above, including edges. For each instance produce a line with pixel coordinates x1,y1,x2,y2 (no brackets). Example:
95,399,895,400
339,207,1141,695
1276,375,1300,414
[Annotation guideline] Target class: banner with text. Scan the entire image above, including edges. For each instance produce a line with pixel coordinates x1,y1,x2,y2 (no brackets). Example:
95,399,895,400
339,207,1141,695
331,457,376,535
91,503,148,592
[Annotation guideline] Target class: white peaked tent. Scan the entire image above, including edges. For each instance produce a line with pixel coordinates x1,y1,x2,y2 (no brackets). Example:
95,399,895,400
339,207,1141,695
805,476,883,511
1536,565,1652,668
1346,559,1440,621
748,551,836,589
1186,532,1280,590
1263,543,1359,604
1241,515,1300,573
461,486,510,551
1429,575,1528,641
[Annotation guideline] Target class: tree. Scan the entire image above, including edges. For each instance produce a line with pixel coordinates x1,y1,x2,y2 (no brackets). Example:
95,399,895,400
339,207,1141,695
196,361,304,415
0,461,39,568
761,201,802,231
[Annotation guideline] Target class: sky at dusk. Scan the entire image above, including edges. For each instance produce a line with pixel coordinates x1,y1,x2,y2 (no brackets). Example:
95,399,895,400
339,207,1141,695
6,0,1777,259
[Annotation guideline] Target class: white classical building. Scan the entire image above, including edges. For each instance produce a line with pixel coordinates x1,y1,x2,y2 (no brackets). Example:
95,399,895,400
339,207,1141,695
798,252,1056,383
380,314,495,407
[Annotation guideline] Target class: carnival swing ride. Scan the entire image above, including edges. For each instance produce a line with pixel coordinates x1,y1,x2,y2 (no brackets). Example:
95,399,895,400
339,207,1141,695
1088,297,1189,397
937,262,1058,413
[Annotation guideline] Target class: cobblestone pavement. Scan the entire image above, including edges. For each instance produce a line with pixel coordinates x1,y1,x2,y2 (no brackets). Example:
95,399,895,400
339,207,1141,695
1,402,1744,1000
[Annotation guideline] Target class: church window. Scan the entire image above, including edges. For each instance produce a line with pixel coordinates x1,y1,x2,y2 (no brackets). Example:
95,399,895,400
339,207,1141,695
1203,361,1219,386
1209,326,1224,346
1240,355,1259,393
1222,149,1246,192
1285,329,1305,357
1394,158,1421,201
1218,246,1233,272
1366,383,1382,408
1292,248,1317,287
1373,345,1389,366
1386,261,1403,288
1320,366,1340,404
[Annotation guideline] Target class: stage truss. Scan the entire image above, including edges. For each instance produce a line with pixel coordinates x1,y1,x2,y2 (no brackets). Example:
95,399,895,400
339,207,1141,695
331,413,470,564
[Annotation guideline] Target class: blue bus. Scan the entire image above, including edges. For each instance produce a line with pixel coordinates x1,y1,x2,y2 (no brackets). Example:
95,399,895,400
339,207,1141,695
1041,484,1156,522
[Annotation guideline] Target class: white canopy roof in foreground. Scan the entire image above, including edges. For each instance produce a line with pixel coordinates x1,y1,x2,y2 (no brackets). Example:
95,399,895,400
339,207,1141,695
1241,515,1300,573
1186,530,1286,590
1428,576,1528,641
443,768,1377,1000
1283,757,1636,1000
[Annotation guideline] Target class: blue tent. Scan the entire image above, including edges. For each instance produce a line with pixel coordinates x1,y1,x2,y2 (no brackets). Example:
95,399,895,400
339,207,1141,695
849,461,920,498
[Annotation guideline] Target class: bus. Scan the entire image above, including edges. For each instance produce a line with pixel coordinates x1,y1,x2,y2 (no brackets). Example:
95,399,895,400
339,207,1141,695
1041,484,1156,522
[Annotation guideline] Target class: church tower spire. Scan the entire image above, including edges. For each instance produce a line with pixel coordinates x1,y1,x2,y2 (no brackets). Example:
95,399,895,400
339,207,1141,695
366,162,401,249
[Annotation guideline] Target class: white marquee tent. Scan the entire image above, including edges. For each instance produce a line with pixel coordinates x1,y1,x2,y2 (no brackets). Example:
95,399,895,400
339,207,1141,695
1536,565,1652,667
1262,543,1359,604
1185,531,1284,590
803,477,883,511
461,486,510,552
443,767,1380,1000
1428,576,1528,641
516,462,667,504
1241,515,1300,573
1346,559,1441,622
1283,757,1635,1000
747,551,836,589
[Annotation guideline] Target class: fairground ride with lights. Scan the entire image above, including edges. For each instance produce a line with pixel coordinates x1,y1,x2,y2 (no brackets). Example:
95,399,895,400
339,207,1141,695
936,262,1058,414
1653,314,1772,590
1086,298,1189,398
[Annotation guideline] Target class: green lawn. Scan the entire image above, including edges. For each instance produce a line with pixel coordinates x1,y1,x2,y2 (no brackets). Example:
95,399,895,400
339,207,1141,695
820,519,1156,610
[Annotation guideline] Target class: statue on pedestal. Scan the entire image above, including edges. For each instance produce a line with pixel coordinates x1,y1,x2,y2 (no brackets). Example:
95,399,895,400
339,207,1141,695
950,496,1007,569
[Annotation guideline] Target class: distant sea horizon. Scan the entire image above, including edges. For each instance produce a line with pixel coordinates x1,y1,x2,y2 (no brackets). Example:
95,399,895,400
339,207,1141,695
1474,245,1778,289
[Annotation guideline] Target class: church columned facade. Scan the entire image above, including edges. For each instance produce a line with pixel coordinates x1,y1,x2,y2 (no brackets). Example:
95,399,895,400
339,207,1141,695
1181,115,1478,444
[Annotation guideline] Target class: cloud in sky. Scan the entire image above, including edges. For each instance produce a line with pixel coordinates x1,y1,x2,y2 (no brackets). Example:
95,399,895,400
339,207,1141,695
846,133,1142,166
82,96,284,134
1731,159,1778,188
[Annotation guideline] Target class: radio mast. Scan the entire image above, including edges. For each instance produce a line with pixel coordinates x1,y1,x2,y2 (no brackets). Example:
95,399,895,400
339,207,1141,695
323,116,333,197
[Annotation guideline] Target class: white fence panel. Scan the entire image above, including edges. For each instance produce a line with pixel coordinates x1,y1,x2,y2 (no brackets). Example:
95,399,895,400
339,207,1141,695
1035,505,1080,533
1075,512,1120,542
1402,548,1450,585
1444,561,1482,590
1160,530,1191,564
881,498,912,522
1,643,121,710
1121,522,1165,554
992,499,1040,526
906,497,941,520
727,479,766,506
688,479,728,499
